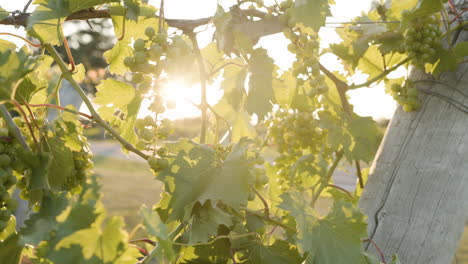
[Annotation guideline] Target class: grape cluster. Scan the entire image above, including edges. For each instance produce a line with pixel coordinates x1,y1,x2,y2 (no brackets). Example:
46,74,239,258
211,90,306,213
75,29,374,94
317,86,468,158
124,28,167,80
266,109,326,179
0,127,21,231
134,116,173,151
389,81,421,112
282,20,328,98
402,13,441,68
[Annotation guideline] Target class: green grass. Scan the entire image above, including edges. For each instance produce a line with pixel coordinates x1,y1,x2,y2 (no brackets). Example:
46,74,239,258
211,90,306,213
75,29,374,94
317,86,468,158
93,155,162,230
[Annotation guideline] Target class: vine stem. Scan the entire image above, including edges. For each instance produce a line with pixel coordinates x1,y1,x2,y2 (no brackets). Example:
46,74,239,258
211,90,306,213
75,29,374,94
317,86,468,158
318,63,351,113
188,32,209,144
27,104,93,119
243,208,296,233
10,100,40,150
44,44,149,160
362,238,386,263
173,232,257,247
349,57,410,89
0,105,30,151
327,184,354,199
0,32,41,47
311,150,344,206
250,185,270,216
138,223,184,264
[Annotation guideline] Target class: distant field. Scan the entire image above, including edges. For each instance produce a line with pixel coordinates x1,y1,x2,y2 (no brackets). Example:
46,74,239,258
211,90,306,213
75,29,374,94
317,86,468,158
93,156,162,230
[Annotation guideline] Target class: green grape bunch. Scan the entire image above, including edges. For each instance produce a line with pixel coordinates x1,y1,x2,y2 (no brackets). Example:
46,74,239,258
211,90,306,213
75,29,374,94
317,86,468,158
283,25,327,97
266,109,326,179
389,80,421,112
402,13,442,69
0,124,24,232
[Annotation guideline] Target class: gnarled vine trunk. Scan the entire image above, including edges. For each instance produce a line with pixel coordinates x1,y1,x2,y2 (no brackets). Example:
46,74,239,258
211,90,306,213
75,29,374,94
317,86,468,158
359,24,468,264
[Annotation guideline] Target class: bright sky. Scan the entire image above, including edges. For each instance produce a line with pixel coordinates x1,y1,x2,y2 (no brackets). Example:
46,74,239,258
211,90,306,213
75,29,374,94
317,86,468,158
0,0,398,120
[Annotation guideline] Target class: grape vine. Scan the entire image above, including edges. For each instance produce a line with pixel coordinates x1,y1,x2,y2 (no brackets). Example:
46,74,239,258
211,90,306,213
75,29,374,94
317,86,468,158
0,0,465,264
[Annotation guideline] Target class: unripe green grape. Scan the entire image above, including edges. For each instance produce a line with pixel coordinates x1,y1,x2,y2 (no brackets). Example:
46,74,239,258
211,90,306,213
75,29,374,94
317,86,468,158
135,118,146,130
403,104,413,112
154,33,167,45
157,147,168,156
153,104,165,114
132,73,145,83
149,44,163,60
135,140,147,151
140,129,154,142
138,79,152,93
133,39,146,51
143,116,155,127
134,51,147,64
145,27,156,38
124,57,135,68
147,156,159,169
391,83,401,93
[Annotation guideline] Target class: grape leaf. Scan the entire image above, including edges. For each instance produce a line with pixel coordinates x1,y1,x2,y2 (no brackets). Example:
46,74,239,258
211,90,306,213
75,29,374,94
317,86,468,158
213,5,234,54
0,216,16,241
386,0,418,20
246,48,275,120
0,234,22,264
156,139,255,222
123,0,142,21
55,217,138,263
140,205,176,262
94,78,135,117
274,71,296,107
431,42,468,76
413,0,447,16
28,0,119,45
346,115,380,163
220,59,247,111
0,46,37,100
187,201,234,243
15,55,53,102
232,111,257,142
20,193,69,245
291,0,330,31
0,7,8,21
119,96,142,147
243,240,304,264
201,42,225,72
279,193,368,264
45,137,75,190
357,45,406,82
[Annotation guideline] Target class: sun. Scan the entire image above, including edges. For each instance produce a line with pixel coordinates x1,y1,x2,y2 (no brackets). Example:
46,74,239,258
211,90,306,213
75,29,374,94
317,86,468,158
137,80,204,120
